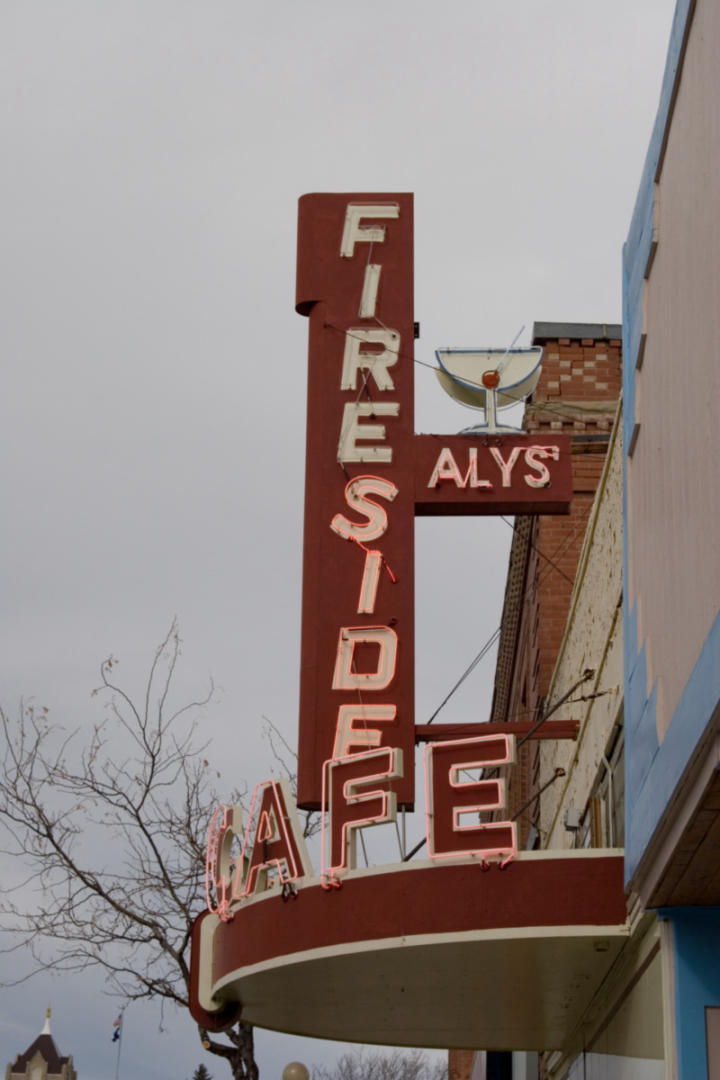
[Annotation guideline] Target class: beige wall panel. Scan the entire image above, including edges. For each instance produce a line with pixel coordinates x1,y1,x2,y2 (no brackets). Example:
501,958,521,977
588,950,664,1060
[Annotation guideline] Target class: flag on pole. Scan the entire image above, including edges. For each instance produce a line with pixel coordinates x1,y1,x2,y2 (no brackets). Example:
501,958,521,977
112,1015,122,1043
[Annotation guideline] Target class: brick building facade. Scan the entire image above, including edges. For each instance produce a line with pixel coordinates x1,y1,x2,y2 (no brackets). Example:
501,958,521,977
490,322,621,846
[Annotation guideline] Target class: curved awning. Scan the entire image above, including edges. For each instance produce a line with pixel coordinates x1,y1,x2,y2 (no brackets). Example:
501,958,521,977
190,850,627,1051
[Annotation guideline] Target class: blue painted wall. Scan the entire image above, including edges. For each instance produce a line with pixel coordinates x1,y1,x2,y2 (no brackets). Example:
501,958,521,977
660,908,720,1079
621,0,720,885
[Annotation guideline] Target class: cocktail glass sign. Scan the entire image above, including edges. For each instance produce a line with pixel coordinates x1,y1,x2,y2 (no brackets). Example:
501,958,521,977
204,195,571,917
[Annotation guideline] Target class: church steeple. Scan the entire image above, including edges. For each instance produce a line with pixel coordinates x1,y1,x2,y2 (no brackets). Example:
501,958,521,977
6,1008,76,1080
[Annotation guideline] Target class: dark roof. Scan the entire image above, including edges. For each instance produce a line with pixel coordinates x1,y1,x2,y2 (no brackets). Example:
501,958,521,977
532,321,622,343
10,1032,70,1075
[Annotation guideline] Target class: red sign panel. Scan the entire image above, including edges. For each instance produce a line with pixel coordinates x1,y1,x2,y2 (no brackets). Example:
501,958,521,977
296,194,416,809
414,433,572,515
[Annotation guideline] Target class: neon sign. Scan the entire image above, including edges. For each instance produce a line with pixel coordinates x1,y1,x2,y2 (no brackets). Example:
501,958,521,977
426,443,561,491
321,746,402,885
424,735,516,866
191,198,600,1045
203,192,573,923
206,733,518,918
295,194,572,810
205,779,314,922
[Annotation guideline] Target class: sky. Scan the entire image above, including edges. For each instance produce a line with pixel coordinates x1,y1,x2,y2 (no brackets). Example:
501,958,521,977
0,1,677,1077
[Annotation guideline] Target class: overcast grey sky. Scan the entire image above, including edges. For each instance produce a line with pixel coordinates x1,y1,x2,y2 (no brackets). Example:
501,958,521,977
1,2,676,1077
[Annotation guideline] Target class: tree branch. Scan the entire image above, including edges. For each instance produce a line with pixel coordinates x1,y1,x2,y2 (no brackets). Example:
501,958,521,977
0,625,261,1080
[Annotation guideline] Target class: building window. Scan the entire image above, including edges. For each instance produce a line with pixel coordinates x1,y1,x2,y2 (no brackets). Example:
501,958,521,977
575,722,624,850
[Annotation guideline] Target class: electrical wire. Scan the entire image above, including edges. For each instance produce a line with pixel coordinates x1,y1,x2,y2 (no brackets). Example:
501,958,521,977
511,767,566,822
536,523,583,591
499,515,575,586
425,626,501,726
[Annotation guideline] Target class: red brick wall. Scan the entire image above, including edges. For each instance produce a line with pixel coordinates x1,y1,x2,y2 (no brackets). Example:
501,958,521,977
529,336,622,418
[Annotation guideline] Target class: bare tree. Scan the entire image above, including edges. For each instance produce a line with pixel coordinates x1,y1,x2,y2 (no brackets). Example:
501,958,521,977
0,621,259,1080
312,1048,448,1080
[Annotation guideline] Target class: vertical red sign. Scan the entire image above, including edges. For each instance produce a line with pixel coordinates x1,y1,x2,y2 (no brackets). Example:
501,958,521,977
296,194,415,809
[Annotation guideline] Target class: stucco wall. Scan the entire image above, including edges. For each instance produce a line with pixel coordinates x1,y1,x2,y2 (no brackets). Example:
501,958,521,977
538,409,623,850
